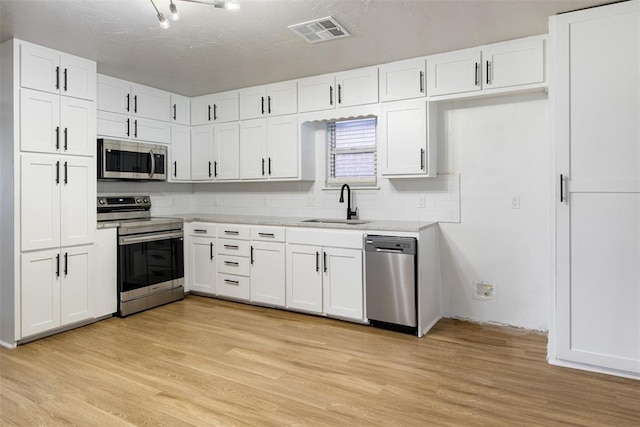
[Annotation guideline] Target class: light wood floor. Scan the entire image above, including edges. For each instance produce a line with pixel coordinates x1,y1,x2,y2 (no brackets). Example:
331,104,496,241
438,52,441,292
1,296,639,426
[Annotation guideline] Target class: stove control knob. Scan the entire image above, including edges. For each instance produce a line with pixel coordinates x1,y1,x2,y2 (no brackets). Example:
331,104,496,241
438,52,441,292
143,198,149,204
98,199,106,205
136,198,141,204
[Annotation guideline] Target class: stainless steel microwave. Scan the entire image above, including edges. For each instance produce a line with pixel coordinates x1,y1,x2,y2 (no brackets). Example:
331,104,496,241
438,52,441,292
98,139,167,181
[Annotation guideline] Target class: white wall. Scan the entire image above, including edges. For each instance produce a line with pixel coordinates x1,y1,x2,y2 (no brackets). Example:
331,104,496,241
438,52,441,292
438,92,550,331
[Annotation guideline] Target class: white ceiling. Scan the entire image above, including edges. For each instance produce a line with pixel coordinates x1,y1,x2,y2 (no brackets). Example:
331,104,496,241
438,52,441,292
0,0,612,97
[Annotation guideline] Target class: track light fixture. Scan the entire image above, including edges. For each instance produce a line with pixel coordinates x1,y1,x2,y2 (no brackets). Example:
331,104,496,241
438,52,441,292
150,0,170,29
169,0,180,21
150,0,240,30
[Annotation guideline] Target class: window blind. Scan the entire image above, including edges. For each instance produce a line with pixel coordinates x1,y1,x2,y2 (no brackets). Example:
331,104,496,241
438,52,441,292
327,117,377,185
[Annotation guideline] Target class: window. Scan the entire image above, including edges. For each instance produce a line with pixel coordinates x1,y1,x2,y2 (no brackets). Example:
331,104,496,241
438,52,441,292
326,117,377,185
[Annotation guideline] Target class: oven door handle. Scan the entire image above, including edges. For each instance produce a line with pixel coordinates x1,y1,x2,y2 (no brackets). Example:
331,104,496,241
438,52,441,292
119,230,183,245
149,149,155,179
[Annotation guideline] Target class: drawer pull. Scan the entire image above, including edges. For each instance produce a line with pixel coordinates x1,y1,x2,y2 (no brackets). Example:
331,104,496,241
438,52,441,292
224,279,239,285
224,244,239,250
224,261,239,266
258,232,275,238
193,229,207,234
224,230,240,235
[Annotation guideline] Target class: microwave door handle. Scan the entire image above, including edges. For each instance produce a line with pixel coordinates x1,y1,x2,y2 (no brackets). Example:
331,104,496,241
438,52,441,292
149,149,155,179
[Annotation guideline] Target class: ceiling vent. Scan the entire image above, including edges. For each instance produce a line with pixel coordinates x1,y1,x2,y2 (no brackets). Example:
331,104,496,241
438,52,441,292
288,16,350,44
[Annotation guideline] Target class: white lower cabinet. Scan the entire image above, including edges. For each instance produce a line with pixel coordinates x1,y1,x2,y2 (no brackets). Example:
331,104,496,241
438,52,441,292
216,224,250,301
250,241,286,307
286,244,323,313
322,247,363,320
189,236,217,295
21,244,94,338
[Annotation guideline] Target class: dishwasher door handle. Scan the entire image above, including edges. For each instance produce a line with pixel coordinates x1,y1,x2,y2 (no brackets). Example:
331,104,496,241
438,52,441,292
374,247,405,253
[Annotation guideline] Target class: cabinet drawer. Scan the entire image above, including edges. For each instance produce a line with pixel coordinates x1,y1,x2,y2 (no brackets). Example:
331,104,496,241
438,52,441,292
217,239,251,257
217,225,250,240
217,254,250,276
188,222,216,237
217,273,250,300
251,227,286,242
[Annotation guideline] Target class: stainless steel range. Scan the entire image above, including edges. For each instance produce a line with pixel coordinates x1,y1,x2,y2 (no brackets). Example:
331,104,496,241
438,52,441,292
97,195,184,317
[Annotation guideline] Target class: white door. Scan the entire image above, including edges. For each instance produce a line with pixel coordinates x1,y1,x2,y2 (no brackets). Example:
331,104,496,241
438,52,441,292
97,74,131,114
20,88,60,154
60,156,95,248
323,247,363,320
267,115,298,179
59,53,96,101
94,228,117,318
286,244,323,313
21,154,61,251
427,47,482,96
239,86,267,120
240,119,267,180
21,248,61,337
336,67,379,107
554,2,640,374
171,93,191,125
250,242,286,307
191,94,214,126
483,38,545,90
191,125,215,181
298,74,335,113
379,58,426,102
97,111,130,139
212,91,240,123
60,244,94,326
60,96,95,156
131,83,170,121
132,118,170,144
267,81,298,116
379,100,429,176
169,124,191,181
214,122,240,180
189,237,217,295
20,42,60,94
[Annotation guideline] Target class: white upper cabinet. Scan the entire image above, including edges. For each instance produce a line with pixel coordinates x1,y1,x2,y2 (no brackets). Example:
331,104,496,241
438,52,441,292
190,125,215,181
131,83,171,121
97,74,130,114
20,41,96,101
335,66,379,107
239,119,268,179
239,81,297,120
213,122,241,181
298,74,335,113
169,124,191,181
427,35,546,99
170,93,191,125
191,91,239,125
379,58,426,102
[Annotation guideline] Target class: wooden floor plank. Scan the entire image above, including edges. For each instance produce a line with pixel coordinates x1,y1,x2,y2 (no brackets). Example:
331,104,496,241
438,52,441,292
1,296,639,426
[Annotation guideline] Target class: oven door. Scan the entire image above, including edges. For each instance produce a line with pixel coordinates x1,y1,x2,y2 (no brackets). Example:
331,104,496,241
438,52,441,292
118,230,184,301
99,139,167,181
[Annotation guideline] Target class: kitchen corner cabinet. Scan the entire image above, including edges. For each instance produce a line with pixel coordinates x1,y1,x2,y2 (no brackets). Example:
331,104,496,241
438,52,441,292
169,124,191,181
379,99,437,177
250,241,286,307
551,0,640,377
20,88,96,157
191,91,239,125
188,236,217,295
297,67,378,113
21,244,94,338
239,81,297,120
20,41,96,101
379,58,426,102
170,93,191,125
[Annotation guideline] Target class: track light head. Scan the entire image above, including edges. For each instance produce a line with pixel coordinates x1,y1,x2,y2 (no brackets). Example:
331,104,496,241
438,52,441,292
169,1,180,21
157,12,170,29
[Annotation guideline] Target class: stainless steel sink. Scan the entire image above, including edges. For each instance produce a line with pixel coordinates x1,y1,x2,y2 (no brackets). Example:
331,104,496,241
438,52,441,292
301,218,370,225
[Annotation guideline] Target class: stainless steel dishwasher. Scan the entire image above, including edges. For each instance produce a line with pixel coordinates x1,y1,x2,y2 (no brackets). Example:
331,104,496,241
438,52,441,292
365,235,417,335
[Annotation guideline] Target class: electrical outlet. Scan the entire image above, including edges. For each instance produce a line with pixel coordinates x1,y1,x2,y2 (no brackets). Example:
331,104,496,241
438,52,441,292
473,281,496,300
418,196,426,208
511,196,520,209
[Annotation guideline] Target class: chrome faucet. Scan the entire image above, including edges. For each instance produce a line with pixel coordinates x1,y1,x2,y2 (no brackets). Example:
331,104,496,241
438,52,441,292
339,184,358,220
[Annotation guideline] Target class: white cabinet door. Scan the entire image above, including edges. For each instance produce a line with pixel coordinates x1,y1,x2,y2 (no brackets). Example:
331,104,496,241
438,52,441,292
60,156,95,248
94,228,117,318
298,74,335,113
20,88,60,154
214,122,240,181
191,94,215,126
379,58,426,102
267,81,298,117
379,100,436,177
239,86,267,120
554,2,640,375
171,93,191,125
60,96,95,157
189,237,217,295
169,124,191,181
267,115,298,179
21,248,61,337
212,90,240,123
97,74,131,114
286,244,323,313
20,42,60,94
60,244,94,326
191,125,215,181
483,38,545,90
323,247,363,320
336,67,379,107
132,118,170,144
427,48,482,96
21,154,61,251
240,119,267,180
59,53,96,101
97,111,130,139
131,83,170,121
250,241,285,307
